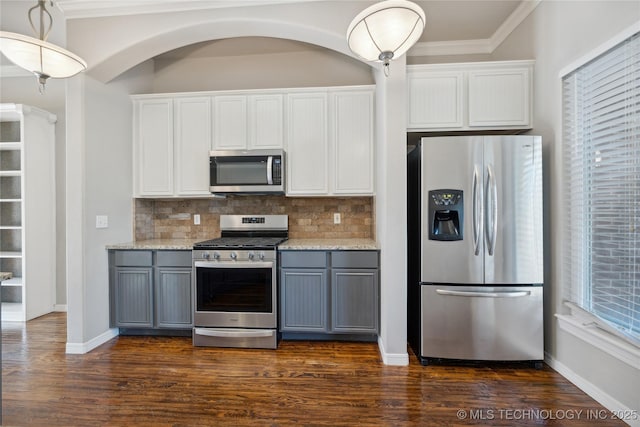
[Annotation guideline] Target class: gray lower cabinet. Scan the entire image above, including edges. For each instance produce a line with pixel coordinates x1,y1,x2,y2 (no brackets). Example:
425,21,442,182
110,249,192,332
331,268,378,333
155,268,192,328
279,250,379,338
281,268,328,331
114,267,153,327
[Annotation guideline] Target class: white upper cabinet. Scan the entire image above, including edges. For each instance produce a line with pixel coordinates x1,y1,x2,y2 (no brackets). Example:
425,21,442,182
212,93,284,150
133,96,211,198
249,94,284,149
408,71,463,129
286,86,375,197
407,60,534,131
133,85,374,199
212,95,247,150
175,97,211,196
467,68,530,127
135,98,174,196
331,90,374,195
287,92,329,195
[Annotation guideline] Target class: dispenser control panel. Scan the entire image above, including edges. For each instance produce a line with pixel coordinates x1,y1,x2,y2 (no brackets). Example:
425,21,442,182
431,192,462,206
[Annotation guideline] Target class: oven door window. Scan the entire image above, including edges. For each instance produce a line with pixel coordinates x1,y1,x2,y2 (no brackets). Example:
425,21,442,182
196,267,272,312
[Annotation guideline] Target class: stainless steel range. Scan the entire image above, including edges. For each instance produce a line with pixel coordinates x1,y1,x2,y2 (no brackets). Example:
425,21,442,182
192,214,288,349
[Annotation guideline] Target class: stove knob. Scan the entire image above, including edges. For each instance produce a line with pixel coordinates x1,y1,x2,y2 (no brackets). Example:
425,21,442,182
203,252,210,260
230,252,237,260
213,252,220,260
259,252,265,260
248,252,255,260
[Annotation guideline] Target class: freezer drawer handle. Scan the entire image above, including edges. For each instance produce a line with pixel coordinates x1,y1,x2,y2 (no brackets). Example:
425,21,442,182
436,289,531,298
194,328,274,338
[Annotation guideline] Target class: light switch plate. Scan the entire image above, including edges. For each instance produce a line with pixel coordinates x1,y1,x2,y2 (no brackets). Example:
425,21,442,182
96,215,108,229
194,214,201,225
333,213,341,224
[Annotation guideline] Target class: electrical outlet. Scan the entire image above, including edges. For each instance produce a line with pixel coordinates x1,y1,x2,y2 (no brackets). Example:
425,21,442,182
96,215,108,229
333,213,341,224
194,214,201,225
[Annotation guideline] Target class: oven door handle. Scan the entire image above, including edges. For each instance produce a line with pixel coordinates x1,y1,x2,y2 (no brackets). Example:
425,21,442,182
194,328,275,338
194,260,274,269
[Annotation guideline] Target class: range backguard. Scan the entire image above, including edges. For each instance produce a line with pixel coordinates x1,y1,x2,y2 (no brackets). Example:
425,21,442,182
428,190,463,241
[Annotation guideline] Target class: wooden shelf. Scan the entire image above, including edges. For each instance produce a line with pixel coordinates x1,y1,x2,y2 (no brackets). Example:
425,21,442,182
0,251,22,258
0,142,22,150
1,104,56,322
1,277,22,286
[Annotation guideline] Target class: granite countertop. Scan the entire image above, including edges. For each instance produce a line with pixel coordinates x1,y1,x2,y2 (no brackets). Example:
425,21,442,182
107,238,379,251
0,272,12,281
278,238,378,250
105,239,201,250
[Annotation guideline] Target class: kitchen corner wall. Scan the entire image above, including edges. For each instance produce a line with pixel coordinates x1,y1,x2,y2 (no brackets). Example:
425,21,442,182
134,196,374,240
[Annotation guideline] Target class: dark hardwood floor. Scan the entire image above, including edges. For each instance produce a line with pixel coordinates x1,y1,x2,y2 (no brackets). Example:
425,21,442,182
1,313,626,426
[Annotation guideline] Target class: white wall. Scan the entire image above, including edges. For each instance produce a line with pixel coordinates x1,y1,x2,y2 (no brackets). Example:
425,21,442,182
152,46,373,92
374,59,409,365
65,63,153,349
492,0,640,416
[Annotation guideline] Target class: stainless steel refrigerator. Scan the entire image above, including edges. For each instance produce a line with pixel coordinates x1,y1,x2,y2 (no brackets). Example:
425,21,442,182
407,135,543,365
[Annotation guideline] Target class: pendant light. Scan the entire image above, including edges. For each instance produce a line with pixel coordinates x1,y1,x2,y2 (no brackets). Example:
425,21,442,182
0,1,87,93
347,0,425,76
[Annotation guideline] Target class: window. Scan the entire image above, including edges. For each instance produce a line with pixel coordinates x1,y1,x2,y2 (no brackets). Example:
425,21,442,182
562,31,640,344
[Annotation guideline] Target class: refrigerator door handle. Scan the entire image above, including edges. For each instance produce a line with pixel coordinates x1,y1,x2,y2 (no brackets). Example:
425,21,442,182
472,167,481,255
435,289,531,298
486,164,498,256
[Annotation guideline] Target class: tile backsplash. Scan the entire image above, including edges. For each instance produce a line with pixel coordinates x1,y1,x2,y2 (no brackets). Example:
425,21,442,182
135,196,374,240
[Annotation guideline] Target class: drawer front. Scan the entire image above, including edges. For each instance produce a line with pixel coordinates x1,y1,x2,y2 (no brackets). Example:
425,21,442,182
156,250,192,267
114,250,153,267
280,251,328,268
331,251,378,269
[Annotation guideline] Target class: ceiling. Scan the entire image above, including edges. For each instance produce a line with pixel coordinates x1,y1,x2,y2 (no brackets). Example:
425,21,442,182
417,0,522,43
52,0,534,59
0,0,535,73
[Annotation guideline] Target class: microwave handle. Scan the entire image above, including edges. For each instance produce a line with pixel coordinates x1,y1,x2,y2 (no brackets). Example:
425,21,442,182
266,156,273,185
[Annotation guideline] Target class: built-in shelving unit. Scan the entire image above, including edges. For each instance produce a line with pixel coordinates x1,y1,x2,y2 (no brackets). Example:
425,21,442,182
0,104,56,322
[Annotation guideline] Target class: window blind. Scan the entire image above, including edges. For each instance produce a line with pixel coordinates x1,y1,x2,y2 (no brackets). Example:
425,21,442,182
562,31,640,343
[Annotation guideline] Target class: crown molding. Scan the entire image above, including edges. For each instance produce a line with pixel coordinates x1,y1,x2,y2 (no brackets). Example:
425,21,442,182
409,0,541,57
56,0,319,19
489,0,542,52
409,39,492,57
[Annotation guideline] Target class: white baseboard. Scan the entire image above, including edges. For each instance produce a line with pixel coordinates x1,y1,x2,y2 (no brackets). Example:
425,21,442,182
54,304,67,312
377,336,409,366
545,352,639,427
65,328,119,354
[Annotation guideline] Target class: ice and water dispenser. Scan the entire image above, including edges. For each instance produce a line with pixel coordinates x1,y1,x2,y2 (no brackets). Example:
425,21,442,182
428,190,463,241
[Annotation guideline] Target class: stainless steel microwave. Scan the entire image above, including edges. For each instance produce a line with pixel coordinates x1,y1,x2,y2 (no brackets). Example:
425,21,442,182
209,149,285,194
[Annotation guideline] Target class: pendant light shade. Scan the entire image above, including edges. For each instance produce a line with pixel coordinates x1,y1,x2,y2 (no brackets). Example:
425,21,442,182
0,1,87,92
347,0,425,74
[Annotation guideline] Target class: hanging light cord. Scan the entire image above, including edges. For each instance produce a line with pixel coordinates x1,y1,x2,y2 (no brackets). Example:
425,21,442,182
28,1,53,42
27,1,54,93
